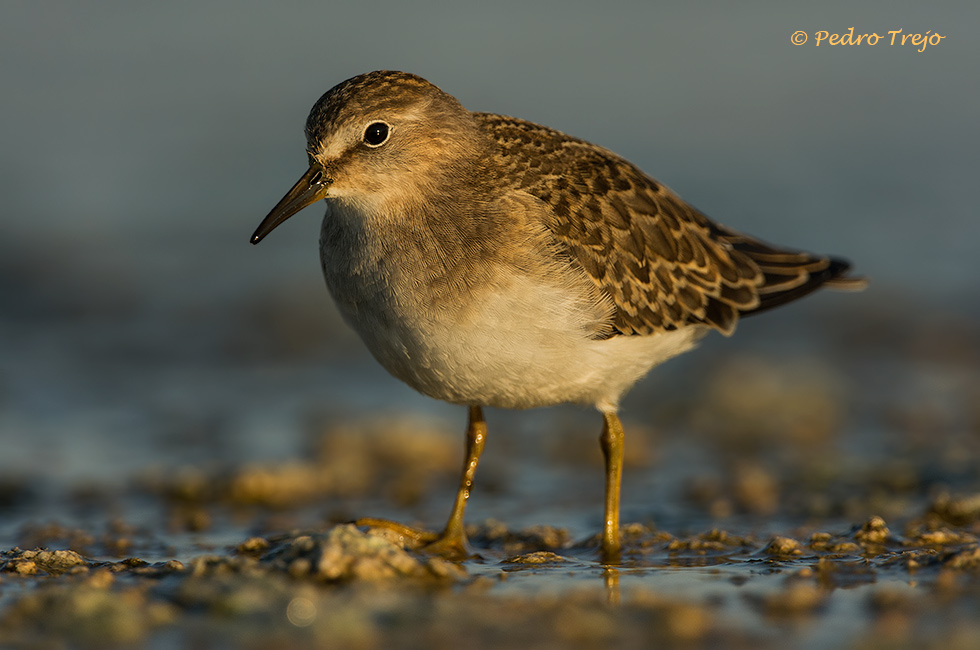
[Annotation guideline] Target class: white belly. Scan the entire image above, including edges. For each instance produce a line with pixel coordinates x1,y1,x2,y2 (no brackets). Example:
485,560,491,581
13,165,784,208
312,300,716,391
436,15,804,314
319,201,706,411
329,255,704,411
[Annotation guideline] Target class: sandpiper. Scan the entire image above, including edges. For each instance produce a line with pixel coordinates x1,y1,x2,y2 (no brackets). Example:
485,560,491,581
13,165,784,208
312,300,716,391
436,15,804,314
251,70,864,560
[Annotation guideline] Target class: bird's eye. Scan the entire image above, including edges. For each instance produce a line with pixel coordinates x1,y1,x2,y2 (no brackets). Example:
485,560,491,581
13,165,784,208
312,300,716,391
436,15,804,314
363,121,390,147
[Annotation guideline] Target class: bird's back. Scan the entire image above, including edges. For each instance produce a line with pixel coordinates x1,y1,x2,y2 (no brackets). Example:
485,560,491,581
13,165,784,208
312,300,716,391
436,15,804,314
475,112,865,338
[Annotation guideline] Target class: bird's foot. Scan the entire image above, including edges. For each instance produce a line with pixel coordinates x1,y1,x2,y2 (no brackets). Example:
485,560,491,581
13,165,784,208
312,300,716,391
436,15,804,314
354,517,471,559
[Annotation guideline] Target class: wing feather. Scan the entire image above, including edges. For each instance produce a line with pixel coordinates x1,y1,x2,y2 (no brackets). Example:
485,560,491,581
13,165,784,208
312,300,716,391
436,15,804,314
477,113,864,337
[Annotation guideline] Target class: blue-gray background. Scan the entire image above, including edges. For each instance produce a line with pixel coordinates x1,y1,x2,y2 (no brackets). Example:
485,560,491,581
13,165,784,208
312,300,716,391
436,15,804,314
2,1,977,491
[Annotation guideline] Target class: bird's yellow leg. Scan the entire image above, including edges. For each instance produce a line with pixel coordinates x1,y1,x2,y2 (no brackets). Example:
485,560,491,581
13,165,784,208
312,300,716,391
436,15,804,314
422,405,486,557
356,405,486,559
599,410,624,562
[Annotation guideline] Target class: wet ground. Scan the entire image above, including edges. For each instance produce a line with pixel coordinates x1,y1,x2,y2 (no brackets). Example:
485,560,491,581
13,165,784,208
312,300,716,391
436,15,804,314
2,283,979,649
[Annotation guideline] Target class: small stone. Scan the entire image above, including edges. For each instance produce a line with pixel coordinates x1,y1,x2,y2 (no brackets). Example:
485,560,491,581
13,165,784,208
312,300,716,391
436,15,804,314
236,537,271,556
262,525,465,583
855,516,890,545
764,536,803,556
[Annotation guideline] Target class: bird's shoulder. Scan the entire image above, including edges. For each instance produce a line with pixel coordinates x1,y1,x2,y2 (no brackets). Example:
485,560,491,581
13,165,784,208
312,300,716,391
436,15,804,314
474,112,632,193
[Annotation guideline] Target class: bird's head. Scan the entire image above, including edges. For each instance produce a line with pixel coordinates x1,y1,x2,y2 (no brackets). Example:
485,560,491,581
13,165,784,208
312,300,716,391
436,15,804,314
251,70,483,244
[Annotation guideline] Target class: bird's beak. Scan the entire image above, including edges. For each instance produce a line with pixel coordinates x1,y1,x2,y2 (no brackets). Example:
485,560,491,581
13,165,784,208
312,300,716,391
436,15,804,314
250,167,330,244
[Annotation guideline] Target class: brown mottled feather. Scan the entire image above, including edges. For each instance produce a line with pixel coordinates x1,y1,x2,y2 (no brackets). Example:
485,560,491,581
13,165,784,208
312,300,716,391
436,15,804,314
476,113,863,337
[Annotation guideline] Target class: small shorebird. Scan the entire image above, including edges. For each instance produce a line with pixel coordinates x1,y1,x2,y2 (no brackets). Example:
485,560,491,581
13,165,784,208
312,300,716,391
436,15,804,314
251,70,864,560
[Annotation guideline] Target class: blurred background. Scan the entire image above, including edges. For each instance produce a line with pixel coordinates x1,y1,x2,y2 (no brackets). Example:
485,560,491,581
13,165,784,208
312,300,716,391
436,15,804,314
1,1,978,551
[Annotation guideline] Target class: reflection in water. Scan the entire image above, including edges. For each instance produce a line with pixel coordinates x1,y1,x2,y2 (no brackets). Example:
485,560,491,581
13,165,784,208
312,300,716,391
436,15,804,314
604,566,621,605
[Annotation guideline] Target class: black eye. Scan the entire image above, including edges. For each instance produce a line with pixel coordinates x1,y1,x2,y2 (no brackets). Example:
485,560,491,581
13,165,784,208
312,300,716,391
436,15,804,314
363,122,389,146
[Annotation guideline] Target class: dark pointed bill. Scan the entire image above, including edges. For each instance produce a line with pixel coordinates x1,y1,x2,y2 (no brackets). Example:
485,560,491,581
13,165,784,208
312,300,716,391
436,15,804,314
250,167,330,244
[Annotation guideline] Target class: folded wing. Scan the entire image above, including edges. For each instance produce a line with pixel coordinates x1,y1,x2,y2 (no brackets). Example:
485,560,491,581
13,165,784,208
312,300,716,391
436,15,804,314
479,112,865,338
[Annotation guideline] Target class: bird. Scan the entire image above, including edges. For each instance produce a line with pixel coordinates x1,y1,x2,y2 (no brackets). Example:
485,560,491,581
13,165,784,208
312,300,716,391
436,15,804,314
250,70,865,561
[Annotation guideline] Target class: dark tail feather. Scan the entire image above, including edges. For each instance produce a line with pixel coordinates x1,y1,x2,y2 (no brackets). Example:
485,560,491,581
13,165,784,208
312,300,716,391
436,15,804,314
713,225,867,317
